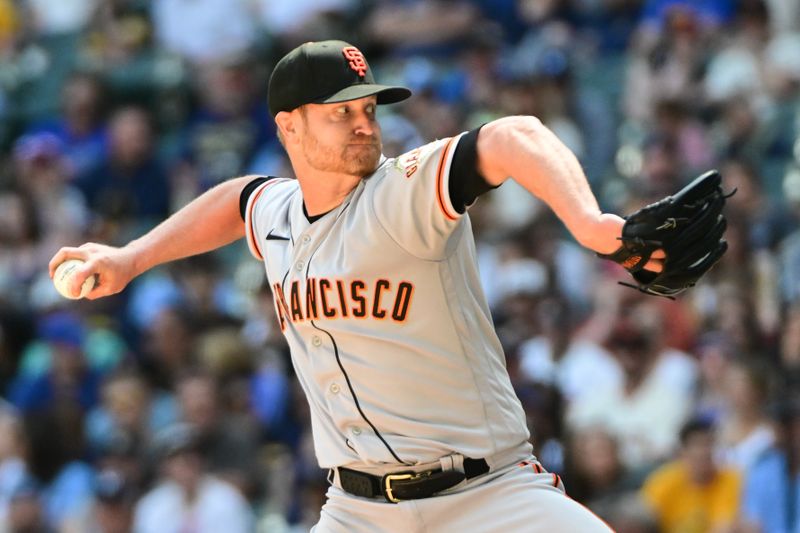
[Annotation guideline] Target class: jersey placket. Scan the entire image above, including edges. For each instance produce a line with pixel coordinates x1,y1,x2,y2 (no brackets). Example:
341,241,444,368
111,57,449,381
285,191,373,461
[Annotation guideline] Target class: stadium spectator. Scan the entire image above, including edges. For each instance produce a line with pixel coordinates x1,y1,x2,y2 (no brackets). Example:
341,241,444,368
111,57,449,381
693,333,737,422
604,493,659,533
175,370,260,497
176,58,276,191
715,357,777,471
63,468,136,533
151,0,258,65
22,407,95,530
137,306,197,390
567,306,695,471
80,106,171,240
133,424,253,533
22,0,97,37
11,132,90,265
516,294,624,405
0,407,28,526
255,0,358,50
0,477,55,533
8,312,101,413
739,395,800,533
25,72,108,183
625,5,711,123
780,303,800,375
0,188,42,305
641,417,741,533
565,427,645,518
84,369,176,460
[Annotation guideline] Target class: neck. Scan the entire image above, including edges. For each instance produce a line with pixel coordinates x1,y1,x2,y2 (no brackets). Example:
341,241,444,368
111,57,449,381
623,371,647,395
181,480,201,503
294,165,365,217
690,469,714,486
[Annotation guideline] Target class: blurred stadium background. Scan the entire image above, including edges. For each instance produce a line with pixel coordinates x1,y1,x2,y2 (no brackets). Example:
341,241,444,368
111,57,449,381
0,0,799,532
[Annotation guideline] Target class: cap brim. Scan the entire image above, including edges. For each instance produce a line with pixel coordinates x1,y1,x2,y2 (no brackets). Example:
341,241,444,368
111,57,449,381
317,84,412,106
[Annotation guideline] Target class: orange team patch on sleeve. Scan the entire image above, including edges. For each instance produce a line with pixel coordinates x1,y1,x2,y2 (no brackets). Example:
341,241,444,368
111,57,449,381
435,137,458,221
397,147,422,179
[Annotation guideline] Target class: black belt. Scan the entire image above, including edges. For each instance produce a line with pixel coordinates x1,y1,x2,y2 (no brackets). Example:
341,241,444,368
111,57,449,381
335,457,489,503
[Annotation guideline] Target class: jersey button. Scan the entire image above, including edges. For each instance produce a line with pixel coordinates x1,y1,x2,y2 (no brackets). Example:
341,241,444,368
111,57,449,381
329,383,340,394
302,235,311,245
352,427,362,436
312,335,322,347
295,261,305,271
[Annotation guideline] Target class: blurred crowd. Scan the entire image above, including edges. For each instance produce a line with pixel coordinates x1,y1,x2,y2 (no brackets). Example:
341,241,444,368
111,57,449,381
0,0,800,532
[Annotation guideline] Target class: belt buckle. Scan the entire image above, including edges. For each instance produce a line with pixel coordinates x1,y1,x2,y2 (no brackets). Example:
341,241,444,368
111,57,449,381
383,472,416,503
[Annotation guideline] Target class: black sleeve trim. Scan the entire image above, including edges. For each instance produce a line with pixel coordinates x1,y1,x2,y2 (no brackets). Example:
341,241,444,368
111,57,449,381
448,126,498,214
239,177,274,221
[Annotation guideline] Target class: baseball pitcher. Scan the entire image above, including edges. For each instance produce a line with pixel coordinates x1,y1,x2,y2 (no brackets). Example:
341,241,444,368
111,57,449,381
50,41,729,532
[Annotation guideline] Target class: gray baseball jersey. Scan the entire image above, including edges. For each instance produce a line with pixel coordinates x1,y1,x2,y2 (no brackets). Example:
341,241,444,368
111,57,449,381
243,132,530,470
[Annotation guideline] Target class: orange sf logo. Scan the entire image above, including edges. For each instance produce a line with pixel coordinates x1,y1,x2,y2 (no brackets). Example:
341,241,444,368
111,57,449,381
342,46,368,77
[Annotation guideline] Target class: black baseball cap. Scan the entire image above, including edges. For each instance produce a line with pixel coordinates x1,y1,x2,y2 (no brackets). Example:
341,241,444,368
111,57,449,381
268,40,411,117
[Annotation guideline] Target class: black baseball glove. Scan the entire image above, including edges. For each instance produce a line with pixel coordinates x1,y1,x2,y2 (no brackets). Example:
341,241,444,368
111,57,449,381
598,170,733,298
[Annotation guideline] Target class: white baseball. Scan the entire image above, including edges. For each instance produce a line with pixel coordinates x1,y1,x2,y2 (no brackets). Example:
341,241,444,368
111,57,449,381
53,259,95,299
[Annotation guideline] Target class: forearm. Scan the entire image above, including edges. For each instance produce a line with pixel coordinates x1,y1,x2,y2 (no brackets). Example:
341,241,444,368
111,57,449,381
477,116,622,254
127,176,250,276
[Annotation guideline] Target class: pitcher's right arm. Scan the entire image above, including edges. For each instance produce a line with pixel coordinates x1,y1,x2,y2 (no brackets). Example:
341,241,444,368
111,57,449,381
48,176,255,299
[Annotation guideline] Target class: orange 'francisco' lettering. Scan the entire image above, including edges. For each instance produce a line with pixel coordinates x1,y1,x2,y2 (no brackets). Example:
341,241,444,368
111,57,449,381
268,278,415,328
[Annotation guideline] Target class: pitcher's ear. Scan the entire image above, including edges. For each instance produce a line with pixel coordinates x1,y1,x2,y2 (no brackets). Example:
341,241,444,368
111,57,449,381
275,110,299,145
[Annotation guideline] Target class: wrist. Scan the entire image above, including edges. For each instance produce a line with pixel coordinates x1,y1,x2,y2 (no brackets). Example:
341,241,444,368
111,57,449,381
124,239,153,278
577,213,624,255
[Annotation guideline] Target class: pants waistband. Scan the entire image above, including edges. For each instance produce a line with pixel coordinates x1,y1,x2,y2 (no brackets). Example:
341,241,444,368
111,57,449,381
332,457,487,503
328,443,533,502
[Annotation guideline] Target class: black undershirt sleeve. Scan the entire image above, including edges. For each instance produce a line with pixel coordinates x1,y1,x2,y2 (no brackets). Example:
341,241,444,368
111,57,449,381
239,176,273,221
448,126,498,214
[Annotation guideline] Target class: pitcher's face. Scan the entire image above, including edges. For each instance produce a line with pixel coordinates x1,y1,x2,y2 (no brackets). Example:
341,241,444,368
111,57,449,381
296,96,382,177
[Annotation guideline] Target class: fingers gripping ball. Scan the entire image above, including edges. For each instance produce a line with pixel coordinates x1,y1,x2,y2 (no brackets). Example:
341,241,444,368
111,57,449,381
53,259,95,299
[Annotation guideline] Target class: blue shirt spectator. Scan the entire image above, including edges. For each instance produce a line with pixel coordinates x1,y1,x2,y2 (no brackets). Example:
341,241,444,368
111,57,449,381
80,107,171,231
8,313,102,413
742,449,800,533
26,72,108,184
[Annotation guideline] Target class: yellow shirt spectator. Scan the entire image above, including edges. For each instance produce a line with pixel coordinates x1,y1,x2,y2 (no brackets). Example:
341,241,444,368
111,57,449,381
0,0,18,41
641,418,741,533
